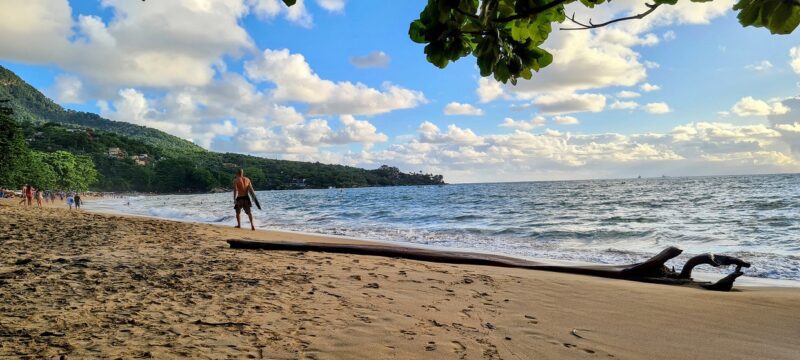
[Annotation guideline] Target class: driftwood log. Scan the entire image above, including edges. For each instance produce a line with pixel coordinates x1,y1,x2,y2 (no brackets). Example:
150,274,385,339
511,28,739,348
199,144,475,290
227,240,750,291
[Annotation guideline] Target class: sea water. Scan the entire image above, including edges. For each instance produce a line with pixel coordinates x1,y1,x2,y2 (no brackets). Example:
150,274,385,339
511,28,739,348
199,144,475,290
87,174,800,281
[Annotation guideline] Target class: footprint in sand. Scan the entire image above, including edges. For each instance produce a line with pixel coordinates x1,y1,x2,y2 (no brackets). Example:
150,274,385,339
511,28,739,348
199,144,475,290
524,314,539,324
452,341,467,359
425,341,437,351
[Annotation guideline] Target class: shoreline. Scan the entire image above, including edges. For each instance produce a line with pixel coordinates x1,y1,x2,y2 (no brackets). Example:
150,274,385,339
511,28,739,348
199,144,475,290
80,199,800,288
1,201,799,358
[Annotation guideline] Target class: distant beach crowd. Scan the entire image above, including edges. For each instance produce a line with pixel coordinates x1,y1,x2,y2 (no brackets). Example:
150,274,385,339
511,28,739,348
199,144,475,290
0,185,137,210
0,185,88,210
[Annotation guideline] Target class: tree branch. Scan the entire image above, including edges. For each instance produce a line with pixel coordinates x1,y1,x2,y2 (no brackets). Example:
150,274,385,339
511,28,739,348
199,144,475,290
454,7,479,20
495,0,570,23
560,3,662,31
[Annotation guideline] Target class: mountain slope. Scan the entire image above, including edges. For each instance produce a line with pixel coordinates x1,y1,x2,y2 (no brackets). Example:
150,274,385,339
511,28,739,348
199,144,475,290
0,65,204,156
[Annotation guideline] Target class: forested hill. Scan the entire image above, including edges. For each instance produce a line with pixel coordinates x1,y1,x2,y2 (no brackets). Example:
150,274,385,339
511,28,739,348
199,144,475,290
0,66,204,157
0,66,445,192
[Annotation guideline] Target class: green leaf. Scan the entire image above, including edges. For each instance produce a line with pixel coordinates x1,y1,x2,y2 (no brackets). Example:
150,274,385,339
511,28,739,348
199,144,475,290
409,20,427,43
510,22,530,41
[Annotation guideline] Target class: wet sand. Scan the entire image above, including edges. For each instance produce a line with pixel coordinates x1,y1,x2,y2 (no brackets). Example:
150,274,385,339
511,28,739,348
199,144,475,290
1,200,799,359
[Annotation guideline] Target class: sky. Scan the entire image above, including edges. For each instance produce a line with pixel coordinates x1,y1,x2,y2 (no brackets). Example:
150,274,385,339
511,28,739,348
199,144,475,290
1,0,799,183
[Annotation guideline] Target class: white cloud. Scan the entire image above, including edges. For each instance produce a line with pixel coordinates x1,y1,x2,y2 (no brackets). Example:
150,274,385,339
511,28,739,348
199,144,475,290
644,61,660,69
610,101,639,110
349,51,390,68
643,102,672,114
532,93,606,115
417,122,483,145
252,0,312,27
790,47,800,75
221,115,387,156
500,116,546,130
744,60,773,72
245,49,425,115
731,96,791,117
477,77,505,103
640,83,661,92
617,90,640,99
768,97,800,155
315,0,346,12
503,30,647,98
53,74,84,104
553,115,579,125
663,30,677,41
0,0,255,90
99,88,196,142
443,102,484,116
370,118,796,183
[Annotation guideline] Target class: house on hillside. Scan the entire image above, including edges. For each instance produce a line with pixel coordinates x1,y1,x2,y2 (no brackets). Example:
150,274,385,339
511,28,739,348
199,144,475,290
107,147,126,159
223,162,238,169
129,154,149,166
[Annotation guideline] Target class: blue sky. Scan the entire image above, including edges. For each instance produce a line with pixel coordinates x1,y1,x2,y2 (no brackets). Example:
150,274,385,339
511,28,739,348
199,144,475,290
1,0,799,182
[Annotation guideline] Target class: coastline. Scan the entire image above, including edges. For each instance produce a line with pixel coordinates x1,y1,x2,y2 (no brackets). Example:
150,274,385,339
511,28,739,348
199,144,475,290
2,200,799,359
84,196,800,288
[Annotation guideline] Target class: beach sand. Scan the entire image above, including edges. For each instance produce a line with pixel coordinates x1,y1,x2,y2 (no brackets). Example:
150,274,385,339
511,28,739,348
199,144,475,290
1,201,799,359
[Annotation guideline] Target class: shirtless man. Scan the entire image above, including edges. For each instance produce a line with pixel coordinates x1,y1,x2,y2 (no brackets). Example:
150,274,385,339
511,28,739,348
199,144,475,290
233,169,256,230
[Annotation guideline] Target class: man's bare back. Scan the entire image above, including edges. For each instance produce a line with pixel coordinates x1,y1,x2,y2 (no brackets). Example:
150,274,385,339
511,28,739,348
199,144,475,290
233,176,252,198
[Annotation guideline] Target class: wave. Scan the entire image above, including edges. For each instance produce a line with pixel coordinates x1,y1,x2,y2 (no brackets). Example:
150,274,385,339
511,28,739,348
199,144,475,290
86,174,800,281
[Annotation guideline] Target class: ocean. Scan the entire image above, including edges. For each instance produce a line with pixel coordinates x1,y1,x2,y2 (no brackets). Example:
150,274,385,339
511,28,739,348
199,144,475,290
87,174,800,281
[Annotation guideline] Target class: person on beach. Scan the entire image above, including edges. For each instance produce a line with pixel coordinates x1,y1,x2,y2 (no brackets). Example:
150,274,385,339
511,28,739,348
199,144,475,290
74,193,82,209
66,193,75,210
21,185,33,206
35,189,43,208
17,185,27,205
233,169,256,231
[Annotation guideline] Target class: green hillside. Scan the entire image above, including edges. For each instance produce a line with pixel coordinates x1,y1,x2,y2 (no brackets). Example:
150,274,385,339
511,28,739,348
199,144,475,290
0,66,204,157
0,65,445,192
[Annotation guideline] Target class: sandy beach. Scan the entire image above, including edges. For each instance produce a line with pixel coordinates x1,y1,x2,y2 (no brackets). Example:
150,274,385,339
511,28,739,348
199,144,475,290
1,200,799,359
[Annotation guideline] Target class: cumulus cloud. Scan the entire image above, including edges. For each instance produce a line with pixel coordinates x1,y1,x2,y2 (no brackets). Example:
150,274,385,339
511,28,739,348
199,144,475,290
610,100,639,110
315,0,346,12
252,0,345,27
617,90,640,98
502,30,647,98
500,116,546,130
643,102,672,114
418,122,483,145
640,83,661,92
99,88,196,143
349,51,390,68
477,77,505,103
553,115,579,125
768,97,800,155
0,0,357,92
367,118,797,183
52,74,84,104
532,93,606,115
0,0,256,90
731,97,791,117
662,30,677,41
790,47,800,75
443,102,484,116
245,49,425,115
